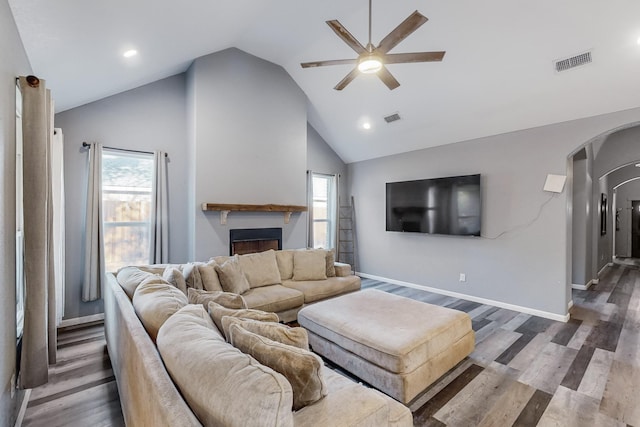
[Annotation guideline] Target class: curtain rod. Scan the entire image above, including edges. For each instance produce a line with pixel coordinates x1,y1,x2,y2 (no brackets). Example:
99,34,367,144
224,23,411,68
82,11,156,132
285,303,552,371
81,141,167,157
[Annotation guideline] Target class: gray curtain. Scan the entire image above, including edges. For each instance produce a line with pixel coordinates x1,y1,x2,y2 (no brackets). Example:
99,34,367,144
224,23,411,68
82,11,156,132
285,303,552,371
19,75,54,388
82,142,104,301
307,170,314,248
149,150,169,264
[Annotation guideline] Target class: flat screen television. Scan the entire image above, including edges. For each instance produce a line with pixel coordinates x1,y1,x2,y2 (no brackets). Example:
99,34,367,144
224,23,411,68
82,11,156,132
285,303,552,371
386,174,481,236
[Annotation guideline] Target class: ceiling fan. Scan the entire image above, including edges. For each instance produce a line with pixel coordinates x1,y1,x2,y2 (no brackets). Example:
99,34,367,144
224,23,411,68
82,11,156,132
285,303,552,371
300,0,446,90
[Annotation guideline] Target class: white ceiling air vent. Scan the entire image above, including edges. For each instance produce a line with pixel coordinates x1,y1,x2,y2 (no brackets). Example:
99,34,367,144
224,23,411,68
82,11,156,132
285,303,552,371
384,113,401,123
554,51,592,73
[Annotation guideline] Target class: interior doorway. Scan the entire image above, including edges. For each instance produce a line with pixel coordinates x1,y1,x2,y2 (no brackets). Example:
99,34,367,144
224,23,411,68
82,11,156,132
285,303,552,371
632,201,640,258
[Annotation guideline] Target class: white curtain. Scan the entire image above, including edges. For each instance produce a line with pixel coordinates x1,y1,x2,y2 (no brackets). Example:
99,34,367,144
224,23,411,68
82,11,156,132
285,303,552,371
82,142,104,302
19,75,53,388
51,128,65,325
149,150,169,264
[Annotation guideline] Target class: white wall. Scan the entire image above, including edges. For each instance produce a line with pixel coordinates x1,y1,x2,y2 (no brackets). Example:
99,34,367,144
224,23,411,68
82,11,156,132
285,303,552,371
55,74,189,319
188,48,308,259
348,106,640,318
0,0,31,423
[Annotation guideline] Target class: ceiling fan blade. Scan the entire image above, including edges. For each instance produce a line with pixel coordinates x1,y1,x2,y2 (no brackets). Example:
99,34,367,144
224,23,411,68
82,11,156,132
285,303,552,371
326,20,367,54
377,11,428,54
377,66,400,90
301,59,358,68
334,68,360,91
383,51,446,64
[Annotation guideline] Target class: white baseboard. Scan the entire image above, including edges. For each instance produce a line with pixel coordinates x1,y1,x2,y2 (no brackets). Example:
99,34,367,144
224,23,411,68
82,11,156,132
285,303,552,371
14,389,31,427
597,264,610,277
567,300,574,311
358,272,570,323
59,313,104,328
571,279,594,291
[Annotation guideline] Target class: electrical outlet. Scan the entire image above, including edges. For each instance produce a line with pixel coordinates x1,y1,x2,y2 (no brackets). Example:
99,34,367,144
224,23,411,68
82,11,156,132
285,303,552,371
459,273,466,282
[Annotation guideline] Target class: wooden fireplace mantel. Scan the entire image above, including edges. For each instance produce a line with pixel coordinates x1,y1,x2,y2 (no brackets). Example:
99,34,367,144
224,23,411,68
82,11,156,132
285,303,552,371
201,203,307,225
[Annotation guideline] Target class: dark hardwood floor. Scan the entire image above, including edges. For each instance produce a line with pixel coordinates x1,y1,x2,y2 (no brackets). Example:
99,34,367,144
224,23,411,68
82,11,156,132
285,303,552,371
21,322,124,427
19,263,639,426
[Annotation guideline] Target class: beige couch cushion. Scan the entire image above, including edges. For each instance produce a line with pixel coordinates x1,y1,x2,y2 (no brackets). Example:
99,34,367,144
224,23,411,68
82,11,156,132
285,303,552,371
324,249,336,278
229,323,328,411
132,276,188,341
275,250,295,280
215,255,251,294
334,262,352,277
181,262,204,290
293,250,327,281
116,267,158,299
298,289,473,374
196,262,223,292
242,285,304,313
162,266,187,296
222,317,309,350
187,288,246,309
156,305,294,427
207,301,279,339
282,276,361,304
238,249,282,288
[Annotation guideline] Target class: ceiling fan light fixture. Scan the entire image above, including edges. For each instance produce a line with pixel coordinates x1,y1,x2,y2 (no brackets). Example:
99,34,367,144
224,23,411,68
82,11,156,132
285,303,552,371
358,55,383,74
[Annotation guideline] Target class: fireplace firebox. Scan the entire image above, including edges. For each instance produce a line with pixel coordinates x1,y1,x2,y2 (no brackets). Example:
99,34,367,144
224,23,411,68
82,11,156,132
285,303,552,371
229,228,283,255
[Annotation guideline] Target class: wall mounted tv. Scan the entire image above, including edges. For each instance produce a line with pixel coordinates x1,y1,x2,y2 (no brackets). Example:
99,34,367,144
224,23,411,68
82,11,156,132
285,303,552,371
386,174,481,236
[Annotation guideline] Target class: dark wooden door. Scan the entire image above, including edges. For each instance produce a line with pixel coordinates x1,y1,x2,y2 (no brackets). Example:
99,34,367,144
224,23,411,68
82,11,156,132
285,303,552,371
633,201,640,258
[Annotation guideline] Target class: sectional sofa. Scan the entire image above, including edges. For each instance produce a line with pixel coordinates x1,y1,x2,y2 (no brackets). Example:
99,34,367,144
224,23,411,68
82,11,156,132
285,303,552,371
104,249,413,426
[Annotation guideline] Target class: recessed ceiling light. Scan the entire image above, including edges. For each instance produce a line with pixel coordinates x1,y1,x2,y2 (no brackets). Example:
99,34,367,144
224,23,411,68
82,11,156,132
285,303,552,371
362,122,371,130
123,49,138,58
637,37,640,45
635,163,640,167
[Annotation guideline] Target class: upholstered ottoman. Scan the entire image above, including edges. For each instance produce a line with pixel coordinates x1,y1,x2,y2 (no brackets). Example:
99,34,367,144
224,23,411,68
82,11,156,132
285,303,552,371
298,289,475,404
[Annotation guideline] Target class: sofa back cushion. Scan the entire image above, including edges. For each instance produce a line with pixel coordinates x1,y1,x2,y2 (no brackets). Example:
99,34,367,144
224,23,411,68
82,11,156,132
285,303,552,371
293,250,327,281
275,250,295,280
157,305,294,427
182,262,204,290
132,276,188,341
229,323,328,411
116,267,159,300
238,250,282,288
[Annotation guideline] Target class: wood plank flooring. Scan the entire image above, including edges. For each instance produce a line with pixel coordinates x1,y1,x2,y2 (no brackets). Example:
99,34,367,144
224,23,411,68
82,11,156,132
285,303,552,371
361,262,640,426
19,262,639,426
21,322,124,427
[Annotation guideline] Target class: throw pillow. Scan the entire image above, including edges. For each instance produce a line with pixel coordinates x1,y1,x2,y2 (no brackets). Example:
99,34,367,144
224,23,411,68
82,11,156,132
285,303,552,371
196,262,223,292
292,250,327,281
116,266,158,299
187,288,246,309
214,255,250,295
132,276,188,341
222,317,309,350
319,249,336,278
207,301,279,339
182,262,204,290
238,249,282,288
163,266,187,296
228,323,328,411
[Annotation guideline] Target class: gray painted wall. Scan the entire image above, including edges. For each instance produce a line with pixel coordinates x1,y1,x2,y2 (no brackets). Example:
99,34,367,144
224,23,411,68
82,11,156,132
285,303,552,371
348,106,640,317
307,123,348,204
188,48,308,259
571,153,589,285
0,0,31,423
55,74,189,319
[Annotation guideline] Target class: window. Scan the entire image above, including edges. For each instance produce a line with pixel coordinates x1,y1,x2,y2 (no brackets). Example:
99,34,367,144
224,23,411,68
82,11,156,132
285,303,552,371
102,150,153,272
311,173,337,249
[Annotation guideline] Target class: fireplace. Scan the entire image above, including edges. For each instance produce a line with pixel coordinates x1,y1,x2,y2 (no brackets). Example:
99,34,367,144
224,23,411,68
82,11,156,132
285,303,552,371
229,228,282,255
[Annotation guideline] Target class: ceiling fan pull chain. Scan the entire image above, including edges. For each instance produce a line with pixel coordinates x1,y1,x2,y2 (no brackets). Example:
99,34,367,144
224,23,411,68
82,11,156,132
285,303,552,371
368,0,373,51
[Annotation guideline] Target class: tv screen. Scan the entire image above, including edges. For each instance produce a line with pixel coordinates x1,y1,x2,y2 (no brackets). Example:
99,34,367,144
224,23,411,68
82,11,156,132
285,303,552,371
386,174,481,236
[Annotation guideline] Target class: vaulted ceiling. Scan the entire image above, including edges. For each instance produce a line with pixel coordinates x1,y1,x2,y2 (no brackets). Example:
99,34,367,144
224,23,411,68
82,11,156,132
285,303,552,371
9,0,640,163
